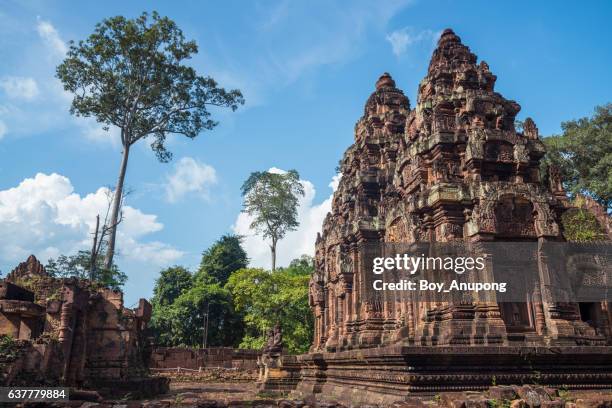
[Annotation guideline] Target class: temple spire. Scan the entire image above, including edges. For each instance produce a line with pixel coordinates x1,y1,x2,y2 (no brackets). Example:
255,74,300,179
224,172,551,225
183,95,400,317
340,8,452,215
437,28,461,46
375,72,396,90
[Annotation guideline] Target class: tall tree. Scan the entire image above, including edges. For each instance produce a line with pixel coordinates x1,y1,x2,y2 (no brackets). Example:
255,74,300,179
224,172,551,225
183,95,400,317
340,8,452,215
151,266,193,307
56,11,244,270
542,103,612,210
148,266,193,345
241,170,305,271
196,234,248,285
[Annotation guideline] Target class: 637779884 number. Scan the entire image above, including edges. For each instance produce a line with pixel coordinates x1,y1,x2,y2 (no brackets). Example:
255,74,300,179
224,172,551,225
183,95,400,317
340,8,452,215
0,387,69,402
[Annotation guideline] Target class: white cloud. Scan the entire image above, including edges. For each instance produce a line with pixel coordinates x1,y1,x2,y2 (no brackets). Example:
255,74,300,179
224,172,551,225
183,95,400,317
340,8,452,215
36,18,68,56
35,20,118,146
120,240,184,265
0,19,118,147
0,173,183,270
232,169,340,269
165,157,218,202
386,27,439,56
0,120,6,140
0,76,39,100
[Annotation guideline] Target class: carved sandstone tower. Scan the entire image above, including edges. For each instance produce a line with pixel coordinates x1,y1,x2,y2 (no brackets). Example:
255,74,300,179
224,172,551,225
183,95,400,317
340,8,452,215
301,29,611,402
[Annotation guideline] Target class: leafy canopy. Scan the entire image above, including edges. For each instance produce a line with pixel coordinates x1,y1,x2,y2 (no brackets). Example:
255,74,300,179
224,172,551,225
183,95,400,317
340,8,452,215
561,206,607,242
0,335,21,362
46,250,127,290
56,11,244,160
196,234,248,285
152,282,243,348
151,266,193,307
225,257,314,354
148,235,249,347
286,255,315,275
542,103,612,210
148,239,314,352
241,170,305,243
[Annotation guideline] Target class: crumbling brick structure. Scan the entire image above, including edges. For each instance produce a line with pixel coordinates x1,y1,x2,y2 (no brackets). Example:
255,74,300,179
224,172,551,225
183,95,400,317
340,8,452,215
150,347,260,370
0,255,167,397
296,29,612,404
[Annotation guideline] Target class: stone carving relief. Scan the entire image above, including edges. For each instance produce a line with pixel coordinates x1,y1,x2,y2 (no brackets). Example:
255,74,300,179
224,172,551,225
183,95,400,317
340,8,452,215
311,29,578,352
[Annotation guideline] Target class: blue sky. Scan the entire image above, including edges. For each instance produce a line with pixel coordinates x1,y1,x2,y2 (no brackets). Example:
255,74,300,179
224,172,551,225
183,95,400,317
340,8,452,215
0,0,610,305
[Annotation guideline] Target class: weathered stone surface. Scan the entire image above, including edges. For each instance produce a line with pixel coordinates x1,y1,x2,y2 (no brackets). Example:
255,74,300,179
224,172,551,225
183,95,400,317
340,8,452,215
518,386,554,407
574,399,612,408
18,385,612,408
540,400,565,408
70,389,104,402
309,27,603,353
297,28,612,405
488,386,519,402
258,326,301,393
150,347,260,371
0,255,167,399
517,386,547,407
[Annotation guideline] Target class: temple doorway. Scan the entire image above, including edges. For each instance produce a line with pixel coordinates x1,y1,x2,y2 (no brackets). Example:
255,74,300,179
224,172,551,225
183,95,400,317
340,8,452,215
499,302,534,333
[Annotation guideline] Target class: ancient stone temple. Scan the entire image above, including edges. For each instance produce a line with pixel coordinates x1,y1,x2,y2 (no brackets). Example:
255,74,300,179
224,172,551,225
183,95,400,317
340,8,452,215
0,255,168,398
297,29,612,404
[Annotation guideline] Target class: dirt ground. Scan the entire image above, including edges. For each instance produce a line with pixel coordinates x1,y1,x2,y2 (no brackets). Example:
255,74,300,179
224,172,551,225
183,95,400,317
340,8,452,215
17,379,612,407
160,381,264,405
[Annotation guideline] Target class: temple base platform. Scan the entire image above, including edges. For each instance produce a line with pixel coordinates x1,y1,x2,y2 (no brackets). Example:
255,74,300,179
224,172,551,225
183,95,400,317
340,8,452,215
292,345,612,406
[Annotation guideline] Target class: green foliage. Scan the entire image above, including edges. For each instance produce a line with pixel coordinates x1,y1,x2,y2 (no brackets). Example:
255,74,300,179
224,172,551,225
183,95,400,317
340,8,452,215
487,399,512,408
0,335,20,362
148,303,173,345
56,11,244,160
149,235,250,347
561,207,607,242
241,170,305,270
241,170,305,241
542,103,612,210
558,386,573,402
157,282,243,347
196,234,248,285
287,255,314,276
148,237,314,353
225,257,314,354
151,266,193,307
45,250,127,290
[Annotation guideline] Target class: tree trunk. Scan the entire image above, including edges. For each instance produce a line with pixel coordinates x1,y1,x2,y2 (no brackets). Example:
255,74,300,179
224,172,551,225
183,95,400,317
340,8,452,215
270,238,277,272
103,142,130,270
90,215,100,281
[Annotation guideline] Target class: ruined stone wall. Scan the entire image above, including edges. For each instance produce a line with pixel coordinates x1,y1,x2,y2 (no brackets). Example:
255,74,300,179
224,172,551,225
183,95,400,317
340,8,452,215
0,255,162,394
150,347,260,370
